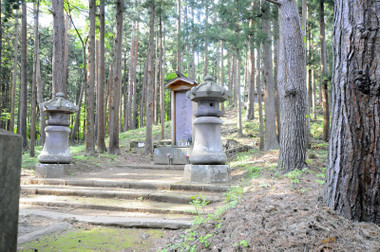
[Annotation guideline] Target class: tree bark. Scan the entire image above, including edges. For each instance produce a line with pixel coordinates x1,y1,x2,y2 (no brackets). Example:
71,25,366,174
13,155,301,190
20,0,28,150
159,16,165,140
263,5,279,151
10,10,19,133
30,1,40,156
145,0,155,155
256,45,264,150
96,0,106,152
247,41,255,121
277,0,307,171
319,0,329,142
220,41,225,113
131,22,139,129
191,4,195,80
236,52,242,137
52,0,66,95
325,0,380,224
176,0,181,72
203,1,209,77
85,0,96,155
108,0,124,154
273,7,280,140
127,22,136,131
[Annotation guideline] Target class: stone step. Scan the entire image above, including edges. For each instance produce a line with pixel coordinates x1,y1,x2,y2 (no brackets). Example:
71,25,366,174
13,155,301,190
21,185,221,204
21,177,230,193
19,208,192,230
116,164,185,170
20,195,199,216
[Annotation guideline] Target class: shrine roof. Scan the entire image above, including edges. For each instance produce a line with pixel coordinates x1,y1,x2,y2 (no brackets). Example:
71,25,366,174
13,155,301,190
166,72,198,91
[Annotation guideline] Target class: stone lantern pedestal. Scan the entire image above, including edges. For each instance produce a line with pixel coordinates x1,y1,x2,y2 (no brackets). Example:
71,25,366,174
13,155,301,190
35,92,78,178
184,76,231,183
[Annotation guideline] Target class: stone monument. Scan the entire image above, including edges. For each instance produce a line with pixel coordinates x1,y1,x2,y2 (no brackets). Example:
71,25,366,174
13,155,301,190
184,75,231,183
35,92,78,178
0,130,22,251
153,72,197,165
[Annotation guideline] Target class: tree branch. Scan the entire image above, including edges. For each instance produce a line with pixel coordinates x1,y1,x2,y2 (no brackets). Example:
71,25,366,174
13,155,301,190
265,0,281,7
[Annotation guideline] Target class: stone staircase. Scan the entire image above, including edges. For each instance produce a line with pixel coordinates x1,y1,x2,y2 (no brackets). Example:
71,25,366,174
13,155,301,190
19,164,233,230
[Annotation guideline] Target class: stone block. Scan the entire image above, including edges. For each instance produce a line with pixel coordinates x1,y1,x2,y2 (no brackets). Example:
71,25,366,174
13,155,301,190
184,164,231,183
35,163,73,178
0,130,22,252
153,146,191,165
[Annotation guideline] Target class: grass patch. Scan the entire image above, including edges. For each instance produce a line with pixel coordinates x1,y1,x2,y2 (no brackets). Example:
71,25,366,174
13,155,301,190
19,227,163,251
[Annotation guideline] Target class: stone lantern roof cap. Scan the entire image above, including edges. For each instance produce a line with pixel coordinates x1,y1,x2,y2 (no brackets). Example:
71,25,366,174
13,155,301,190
42,92,78,114
187,75,231,102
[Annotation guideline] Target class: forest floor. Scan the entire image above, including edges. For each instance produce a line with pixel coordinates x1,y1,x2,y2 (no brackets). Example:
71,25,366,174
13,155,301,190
19,107,380,251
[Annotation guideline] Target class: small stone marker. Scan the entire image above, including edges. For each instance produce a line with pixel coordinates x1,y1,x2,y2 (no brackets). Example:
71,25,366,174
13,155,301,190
35,92,78,178
0,129,22,251
184,75,231,183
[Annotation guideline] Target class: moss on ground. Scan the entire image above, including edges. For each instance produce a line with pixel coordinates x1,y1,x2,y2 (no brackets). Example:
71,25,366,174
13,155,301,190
19,227,163,251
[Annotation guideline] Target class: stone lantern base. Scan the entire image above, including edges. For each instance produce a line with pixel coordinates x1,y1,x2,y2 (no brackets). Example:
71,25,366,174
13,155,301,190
184,164,231,183
35,163,74,178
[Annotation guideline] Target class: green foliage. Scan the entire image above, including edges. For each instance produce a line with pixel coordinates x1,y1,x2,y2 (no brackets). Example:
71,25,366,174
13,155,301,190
199,233,213,248
190,194,210,225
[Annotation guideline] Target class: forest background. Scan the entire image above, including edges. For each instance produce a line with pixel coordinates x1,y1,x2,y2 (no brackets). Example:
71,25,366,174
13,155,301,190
0,0,333,158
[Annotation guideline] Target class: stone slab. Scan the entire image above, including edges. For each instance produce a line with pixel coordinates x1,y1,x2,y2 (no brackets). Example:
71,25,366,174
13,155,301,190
35,163,74,178
19,209,192,230
175,91,193,145
18,222,72,245
153,146,191,165
184,164,231,183
0,129,22,252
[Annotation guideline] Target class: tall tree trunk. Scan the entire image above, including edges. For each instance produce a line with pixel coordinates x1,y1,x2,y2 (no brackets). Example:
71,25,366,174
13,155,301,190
145,0,155,155
191,4,195,80
127,22,136,131
85,0,96,154
319,0,329,142
30,1,40,156
10,11,19,133
176,0,181,72
220,41,225,113
108,0,124,154
325,0,380,224
203,1,209,77
96,0,106,152
273,6,280,141
153,31,159,125
20,0,28,150
132,22,139,129
246,41,255,121
63,15,69,92
140,60,147,128
236,52,242,137
263,5,279,151
276,0,307,171
159,16,165,139
52,0,66,95
122,50,128,131
231,56,236,105
71,69,85,143
256,45,264,150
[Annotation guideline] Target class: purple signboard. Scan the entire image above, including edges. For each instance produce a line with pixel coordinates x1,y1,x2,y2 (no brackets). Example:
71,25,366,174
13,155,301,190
175,91,193,145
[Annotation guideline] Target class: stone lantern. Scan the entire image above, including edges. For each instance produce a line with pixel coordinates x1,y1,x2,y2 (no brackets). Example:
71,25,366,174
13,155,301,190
184,75,231,183
35,92,78,178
